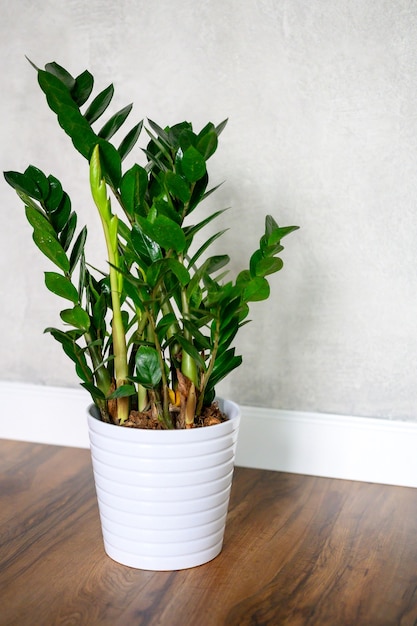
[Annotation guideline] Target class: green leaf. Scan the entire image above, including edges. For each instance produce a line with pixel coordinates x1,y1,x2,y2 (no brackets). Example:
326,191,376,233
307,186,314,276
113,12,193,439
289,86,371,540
59,212,77,251
107,384,136,399
84,84,114,124
135,345,162,389
255,256,284,277
131,223,162,265
180,145,206,183
120,164,148,217
182,319,211,350
45,175,64,211
173,334,206,370
208,349,242,389
24,165,49,199
187,229,228,268
81,382,106,401
25,206,70,272
196,129,218,160
50,193,71,233
136,215,186,253
268,224,300,246
4,171,42,199
118,120,143,161
45,61,75,91
71,69,94,106
98,103,133,141
164,171,191,203
147,258,190,288
44,272,79,303
97,139,122,188
215,118,228,136
60,305,90,330
243,277,270,302
69,226,87,273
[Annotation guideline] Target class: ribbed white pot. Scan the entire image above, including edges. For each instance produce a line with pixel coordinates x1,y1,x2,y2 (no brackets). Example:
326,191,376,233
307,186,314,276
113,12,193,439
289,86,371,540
87,399,241,571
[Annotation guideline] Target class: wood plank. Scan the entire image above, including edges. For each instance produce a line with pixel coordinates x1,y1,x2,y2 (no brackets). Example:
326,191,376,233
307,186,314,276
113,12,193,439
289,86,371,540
1,439,416,625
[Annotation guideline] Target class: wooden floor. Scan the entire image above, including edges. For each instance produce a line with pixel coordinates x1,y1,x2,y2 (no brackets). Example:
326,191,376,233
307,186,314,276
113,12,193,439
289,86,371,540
1,439,417,626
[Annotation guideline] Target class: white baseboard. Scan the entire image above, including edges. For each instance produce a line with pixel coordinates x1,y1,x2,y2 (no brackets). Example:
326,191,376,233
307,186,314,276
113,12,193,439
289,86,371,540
2,381,416,488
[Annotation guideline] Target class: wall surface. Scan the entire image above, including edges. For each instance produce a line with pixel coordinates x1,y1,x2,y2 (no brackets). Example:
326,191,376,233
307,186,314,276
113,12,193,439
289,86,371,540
1,0,417,421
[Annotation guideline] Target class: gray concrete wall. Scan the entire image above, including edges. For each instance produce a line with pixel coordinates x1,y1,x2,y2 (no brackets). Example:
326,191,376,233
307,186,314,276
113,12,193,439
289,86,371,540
1,0,417,420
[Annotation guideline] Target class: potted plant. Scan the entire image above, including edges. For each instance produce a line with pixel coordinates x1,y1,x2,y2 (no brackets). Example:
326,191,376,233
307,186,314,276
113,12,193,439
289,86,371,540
4,60,298,570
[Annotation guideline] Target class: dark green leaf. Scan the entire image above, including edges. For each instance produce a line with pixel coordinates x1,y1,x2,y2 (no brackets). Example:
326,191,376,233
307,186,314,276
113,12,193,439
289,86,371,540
69,226,87,273
107,384,136,399
164,171,191,203
135,345,162,389
45,61,75,91
24,165,49,199
4,170,42,199
180,145,206,183
182,319,211,350
97,139,122,188
84,84,114,124
136,215,186,253
187,229,228,268
131,223,162,265
98,103,133,141
72,69,94,107
120,164,148,217
81,382,106,401
44,272,78,303
59,212,77,251
173,334,206,370
118,120,143,161
45,175,64,212
25,206,70,272
50,193,71,233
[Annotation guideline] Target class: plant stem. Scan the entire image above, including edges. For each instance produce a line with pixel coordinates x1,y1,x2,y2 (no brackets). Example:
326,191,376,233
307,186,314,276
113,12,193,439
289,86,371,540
90,145,130,424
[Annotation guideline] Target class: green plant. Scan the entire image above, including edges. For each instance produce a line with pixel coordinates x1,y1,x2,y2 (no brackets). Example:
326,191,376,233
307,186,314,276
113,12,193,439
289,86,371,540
4,60,298,429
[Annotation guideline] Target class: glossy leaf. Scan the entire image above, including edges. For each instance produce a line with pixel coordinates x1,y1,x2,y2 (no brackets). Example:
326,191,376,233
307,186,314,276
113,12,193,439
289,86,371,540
118,121,143,160
60,305,90,330
24,165,49,199
71,69,94,106
135,345,162,389
44,272,78,303
69,226,87,273
196,130,218,160
120,164,148,217
59,212,77,251
98,103,133,141
107,384,136,399
4,170,42,199
136,215,186,253
181,145,206,183
84,84,114,124
25,206,70,272
45,61,75,91
131,223,162,265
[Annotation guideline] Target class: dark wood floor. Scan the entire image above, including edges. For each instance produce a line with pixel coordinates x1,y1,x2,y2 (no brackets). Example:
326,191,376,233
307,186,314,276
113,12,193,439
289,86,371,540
1,438,417,625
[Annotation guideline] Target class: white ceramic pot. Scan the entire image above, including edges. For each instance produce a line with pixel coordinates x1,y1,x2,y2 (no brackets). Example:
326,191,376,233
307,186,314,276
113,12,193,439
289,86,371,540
87,399,241,571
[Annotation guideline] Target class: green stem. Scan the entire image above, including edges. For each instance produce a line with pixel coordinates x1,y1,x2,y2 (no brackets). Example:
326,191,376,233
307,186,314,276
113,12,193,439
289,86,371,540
196,313,220,415
90,145,129,424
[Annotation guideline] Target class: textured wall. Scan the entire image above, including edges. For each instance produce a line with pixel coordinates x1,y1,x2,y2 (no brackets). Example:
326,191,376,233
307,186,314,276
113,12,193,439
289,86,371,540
1,0,417,420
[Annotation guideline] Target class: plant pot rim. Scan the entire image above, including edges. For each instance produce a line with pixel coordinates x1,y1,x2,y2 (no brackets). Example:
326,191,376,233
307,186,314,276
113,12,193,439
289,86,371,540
87,397,240,443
